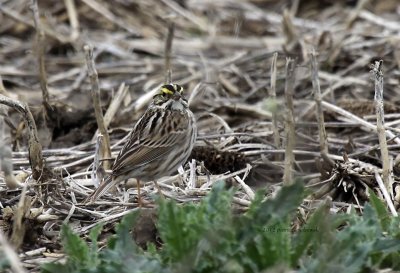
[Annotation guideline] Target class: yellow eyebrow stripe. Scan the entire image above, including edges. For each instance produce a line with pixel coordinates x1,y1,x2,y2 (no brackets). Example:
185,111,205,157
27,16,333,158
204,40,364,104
161,87,174,95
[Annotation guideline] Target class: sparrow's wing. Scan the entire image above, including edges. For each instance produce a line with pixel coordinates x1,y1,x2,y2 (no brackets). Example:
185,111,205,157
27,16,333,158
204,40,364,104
111,107,190,177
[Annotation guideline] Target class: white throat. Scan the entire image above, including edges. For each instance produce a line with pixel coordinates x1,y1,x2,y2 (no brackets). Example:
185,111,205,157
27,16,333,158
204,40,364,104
164,99,185,111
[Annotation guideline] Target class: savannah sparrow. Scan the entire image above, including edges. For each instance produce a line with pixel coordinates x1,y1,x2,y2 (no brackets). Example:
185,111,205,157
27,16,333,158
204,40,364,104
87,83,197,202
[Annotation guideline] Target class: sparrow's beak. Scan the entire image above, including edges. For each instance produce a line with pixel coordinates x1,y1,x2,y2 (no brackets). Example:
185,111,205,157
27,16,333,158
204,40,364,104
172,92,181,101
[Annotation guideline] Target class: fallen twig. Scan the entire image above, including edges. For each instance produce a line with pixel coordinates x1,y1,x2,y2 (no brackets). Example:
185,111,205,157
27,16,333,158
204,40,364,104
0,231,27,273
310,49,334,167
0,95,44,180
164,21,175,84
269,52,280,151
30,0,52,111
371,60,391,195
84,44,111,170
374,171,397,216
283,58,296,185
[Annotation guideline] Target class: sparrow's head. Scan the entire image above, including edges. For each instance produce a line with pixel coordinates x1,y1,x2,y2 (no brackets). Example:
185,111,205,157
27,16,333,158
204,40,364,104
153,84,187,108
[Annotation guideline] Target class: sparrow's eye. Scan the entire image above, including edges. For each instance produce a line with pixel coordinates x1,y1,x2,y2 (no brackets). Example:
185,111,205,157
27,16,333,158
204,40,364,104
173,84,183,94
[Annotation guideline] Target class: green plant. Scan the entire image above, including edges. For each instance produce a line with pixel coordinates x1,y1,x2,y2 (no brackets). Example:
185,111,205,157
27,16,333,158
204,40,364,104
295,189,400,273
0,250,10,271
41,181,400,273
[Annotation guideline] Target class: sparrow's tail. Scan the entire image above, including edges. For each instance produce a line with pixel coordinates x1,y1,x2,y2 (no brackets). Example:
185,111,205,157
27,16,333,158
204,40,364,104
84,175,117,203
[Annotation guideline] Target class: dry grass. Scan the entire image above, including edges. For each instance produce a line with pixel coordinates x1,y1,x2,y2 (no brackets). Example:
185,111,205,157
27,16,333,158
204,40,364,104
1,0,400,271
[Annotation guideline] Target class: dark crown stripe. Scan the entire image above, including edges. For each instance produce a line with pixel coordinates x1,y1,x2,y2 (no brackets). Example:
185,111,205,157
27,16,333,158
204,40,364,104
162,84,176,92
